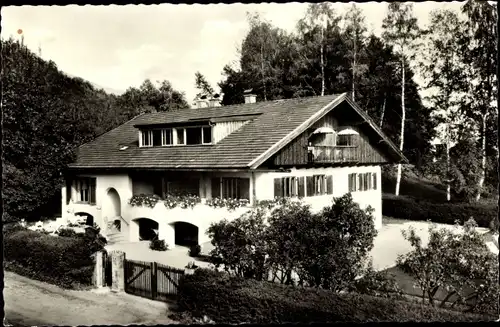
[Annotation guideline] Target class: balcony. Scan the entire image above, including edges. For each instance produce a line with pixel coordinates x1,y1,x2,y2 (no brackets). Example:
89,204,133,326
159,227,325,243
308,145,358,164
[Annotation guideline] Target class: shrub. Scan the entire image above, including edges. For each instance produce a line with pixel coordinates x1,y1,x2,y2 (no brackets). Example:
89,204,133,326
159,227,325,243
57,227,81,238
176,268,493,323
348,260,404,300
129,194,161,208
397,219,499,315
4,229,105,288
163,194,201,209
188,244,201,257
205,197,250,211
149,239,168,251
382,194,497,228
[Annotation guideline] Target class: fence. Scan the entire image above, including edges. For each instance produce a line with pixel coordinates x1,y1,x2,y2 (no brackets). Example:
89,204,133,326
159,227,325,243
124,259,185,301
95,251,185,302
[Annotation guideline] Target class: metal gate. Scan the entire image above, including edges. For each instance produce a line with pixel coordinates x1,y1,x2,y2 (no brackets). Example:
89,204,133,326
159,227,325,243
124,259,184,301
103,252,113,287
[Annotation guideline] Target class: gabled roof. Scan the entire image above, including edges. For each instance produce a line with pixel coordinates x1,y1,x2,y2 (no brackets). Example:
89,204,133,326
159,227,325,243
68,93,407,170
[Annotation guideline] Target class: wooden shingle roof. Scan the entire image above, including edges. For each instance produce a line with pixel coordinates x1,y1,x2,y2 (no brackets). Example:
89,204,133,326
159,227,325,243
68,93,406,170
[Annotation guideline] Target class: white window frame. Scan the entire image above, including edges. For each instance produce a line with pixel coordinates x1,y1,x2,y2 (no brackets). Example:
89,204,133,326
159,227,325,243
141,130,153,147
161,128,173,146
202,126,212,145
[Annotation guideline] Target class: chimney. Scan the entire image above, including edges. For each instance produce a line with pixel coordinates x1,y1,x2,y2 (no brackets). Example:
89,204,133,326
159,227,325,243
193,94,209,109
209,93,222,107
244,89,256,104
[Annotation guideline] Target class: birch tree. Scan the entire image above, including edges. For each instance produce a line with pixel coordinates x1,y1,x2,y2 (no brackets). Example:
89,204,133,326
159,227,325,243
420,10,465,201
459,0,498,201
382,2,421,196
297,2,339,96
342,4,368,101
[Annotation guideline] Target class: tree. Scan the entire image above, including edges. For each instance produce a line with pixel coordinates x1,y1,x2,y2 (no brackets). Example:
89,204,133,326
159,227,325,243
458,0,498,201
297,2,339,96
194,71,214,97
382,2,422,196
420,9,465,201
397,219,498,314
342,3,368,101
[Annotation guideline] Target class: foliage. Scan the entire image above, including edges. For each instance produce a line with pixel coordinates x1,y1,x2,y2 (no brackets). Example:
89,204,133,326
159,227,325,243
163,194,201,209
149,239,168,251
194,71,214,97
4,229,105,288
128,194,162,208
397,219,499,314
188,244,202,258
207,208,269,280
56,227,81,238
348,260,404,300
382,194,497,228
176,268,492,323
205,197,250,211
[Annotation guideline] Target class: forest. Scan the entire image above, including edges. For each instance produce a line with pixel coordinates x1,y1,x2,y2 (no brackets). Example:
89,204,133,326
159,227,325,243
2,1,497,222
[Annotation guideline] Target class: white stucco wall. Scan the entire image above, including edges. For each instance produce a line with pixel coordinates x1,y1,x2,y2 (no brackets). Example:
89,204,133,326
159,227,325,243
64,173,133,236
254,165,382,229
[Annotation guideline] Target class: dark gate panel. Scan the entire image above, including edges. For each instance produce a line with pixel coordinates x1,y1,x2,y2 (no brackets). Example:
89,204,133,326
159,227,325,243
124,259,184,302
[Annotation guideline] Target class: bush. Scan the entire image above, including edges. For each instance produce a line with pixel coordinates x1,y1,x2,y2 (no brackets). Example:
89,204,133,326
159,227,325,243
188,244,201,257
149,239,168,251
397,219,499,315
176,268,492,323
382,194,497,228
57,228,82,238
4,229,104,288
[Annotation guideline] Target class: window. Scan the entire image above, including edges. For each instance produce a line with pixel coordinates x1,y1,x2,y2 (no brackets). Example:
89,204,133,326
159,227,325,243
161,129,173,145
141,130,153,147
176,128,185,145
202,126,212,144
74,177,96,204
349,172,377,192
152,130,162,146
274,176,304,198
212,177,250,200
305,175,333,197
186,127,202,145
336,134,356,147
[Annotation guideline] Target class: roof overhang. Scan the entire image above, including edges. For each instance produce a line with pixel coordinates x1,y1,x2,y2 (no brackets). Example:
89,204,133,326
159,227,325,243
65,166,287,173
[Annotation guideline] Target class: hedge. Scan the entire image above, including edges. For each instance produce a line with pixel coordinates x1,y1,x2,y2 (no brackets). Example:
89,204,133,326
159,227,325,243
176,269,492,323
4,229,103,289
382,195,498,228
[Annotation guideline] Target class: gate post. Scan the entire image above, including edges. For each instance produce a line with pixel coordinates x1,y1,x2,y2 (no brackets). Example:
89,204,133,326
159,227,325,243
110,250,126,292
93,251,105,288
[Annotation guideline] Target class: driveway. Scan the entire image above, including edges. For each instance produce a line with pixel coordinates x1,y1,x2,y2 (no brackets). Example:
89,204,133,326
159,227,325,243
4,271,178,326
370,217,495,271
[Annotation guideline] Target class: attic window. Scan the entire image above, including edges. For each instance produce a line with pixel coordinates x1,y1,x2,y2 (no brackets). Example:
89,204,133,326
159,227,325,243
176,126,212,145
336,128,359,147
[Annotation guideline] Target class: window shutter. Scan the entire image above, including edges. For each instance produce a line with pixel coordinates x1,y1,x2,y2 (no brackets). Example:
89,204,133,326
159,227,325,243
358,174,362,191
274,178,283,198
373,173,377,190
306,176,314,197
298,176,305,197
211,178,221,198
89,179,96,204
365,173,371,190
326,175,333,195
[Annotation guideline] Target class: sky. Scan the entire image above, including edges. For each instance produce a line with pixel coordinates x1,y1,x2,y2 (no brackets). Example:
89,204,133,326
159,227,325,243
2,2,465,105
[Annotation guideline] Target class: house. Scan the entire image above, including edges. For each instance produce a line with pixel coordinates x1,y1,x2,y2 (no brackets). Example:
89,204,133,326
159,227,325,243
62,92,407,248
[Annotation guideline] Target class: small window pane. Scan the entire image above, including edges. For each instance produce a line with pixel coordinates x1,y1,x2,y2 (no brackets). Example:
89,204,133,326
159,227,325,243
162,129,172,145
203,126,212,144
177,128,185,144
337,135,355,146
186,127,202,145
152,130,162,146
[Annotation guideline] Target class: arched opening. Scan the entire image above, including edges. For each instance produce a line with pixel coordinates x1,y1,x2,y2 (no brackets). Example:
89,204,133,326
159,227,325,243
134,218,159,241
105,188,121,218
74,212,94,226
171,222,199,247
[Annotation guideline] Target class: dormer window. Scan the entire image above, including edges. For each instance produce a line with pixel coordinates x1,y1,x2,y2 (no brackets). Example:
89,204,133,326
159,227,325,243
140,126,212,147
177,126,212,145
141,130,153,147
336,128,359,147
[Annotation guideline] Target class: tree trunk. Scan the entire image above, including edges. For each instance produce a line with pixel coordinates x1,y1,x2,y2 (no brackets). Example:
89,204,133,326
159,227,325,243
446,123,451,202
352,33,357,101
395,60,405,197
320,28,325,97
379,95,386,128
260,44,267,101
475,113,487,201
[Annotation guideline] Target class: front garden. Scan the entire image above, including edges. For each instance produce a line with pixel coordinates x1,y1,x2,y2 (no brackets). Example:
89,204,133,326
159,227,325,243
4,223,107,289
172,193,498,323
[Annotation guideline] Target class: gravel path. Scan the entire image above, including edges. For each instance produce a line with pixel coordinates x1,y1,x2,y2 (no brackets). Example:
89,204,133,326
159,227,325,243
4,271,178,326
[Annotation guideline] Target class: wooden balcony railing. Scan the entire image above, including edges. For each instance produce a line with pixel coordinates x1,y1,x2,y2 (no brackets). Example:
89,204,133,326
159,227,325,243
308,145,358,163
